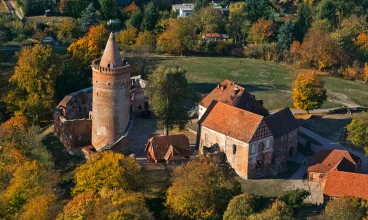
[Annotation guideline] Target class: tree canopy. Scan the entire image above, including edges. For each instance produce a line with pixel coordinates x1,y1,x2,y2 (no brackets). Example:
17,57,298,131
223,193,256,220
346,112,368,154
324,197,363,220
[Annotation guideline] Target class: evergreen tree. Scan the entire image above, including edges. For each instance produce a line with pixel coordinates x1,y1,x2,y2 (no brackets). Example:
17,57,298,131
98,0,120,19
277,20,294,51
193,0,209,12
318,0,338,27
245,0,271,23
80,3,98,33
126,10,142,30
140,2,158,31
295,2,312,41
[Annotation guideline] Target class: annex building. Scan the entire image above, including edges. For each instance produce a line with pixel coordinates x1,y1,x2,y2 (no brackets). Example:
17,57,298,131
197,81,298,179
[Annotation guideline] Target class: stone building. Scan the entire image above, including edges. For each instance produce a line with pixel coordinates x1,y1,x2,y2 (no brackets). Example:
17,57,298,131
197,83,298,179
145,134,191,163
198,80,268,120
308,149,361,185
54,33,148,155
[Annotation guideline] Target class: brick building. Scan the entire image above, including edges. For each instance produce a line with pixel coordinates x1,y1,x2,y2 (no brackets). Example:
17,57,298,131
145,134,191,163
323,171,368,203
308,149,361,185
54,33,149,156
197,100,298,179
198,80,268,120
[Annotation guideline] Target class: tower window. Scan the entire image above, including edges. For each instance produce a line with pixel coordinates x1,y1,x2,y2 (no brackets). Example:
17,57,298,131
232,144,237,154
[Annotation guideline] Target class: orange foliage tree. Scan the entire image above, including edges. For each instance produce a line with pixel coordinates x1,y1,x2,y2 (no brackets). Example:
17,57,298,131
122,1,139,16
356,33,368,54
248,18,274,44
67,24,109,66
292,71,327,113
117,26,138,48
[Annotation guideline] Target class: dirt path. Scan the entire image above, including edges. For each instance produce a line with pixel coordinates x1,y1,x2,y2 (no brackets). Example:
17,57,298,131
327,91,360,108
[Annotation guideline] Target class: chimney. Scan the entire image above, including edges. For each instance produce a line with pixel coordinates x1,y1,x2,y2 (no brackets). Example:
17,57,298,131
233,87,240,96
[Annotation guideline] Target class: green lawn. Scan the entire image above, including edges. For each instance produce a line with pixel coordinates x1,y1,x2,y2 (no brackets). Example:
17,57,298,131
150,55,368,110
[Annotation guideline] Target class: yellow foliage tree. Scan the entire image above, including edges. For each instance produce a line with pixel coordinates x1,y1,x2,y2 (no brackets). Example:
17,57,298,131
4,44,63,122
18,193,60,220
57,19,77,44
292,71,327,113
363,63,368,82
135,31,155,49
72,151,141,196
248,18,274,44
117,26,138,48
356,33,368,54
67,24,109,66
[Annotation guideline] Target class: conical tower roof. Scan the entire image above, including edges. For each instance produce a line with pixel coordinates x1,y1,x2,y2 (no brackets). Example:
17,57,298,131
100,32,124,68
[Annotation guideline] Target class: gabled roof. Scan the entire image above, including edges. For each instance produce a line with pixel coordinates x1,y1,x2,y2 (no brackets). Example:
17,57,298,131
145,134,191,161
324,171,368,200
199,80,269,116
265,108,298,138
201,101,264,143
100,32,124,68
308,149,358,173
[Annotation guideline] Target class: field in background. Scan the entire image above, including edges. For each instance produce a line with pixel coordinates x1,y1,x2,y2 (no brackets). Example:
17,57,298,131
151,56,368,110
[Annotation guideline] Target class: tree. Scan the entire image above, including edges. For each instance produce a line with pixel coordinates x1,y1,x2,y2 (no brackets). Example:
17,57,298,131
123,1,139,16
223,193,256,220
80,3,98,33
125,9,142,29
18,193,60,220
346,112,368,154
317,0,338,27
248,18,274,44
249,200,293,220
193,0,209,12
295,2,312,41
57,19,77,44
140,2,158,31
135,31,155,49
68,0,90,17
324,197,363,220
356,33,368,55
118,26,138,48
58,0,70,15
145,66,193,135
157,18,198,54
98,0,120,19
199,6,224,34
4,44,63,122
226,2,249,43
165,160,241,219
245,0,271,23
292,71,327,113
277,20,295,51
280,189,310,210
363,63,368,82
57,189,153,220
67,24,109,66
72,151,141,195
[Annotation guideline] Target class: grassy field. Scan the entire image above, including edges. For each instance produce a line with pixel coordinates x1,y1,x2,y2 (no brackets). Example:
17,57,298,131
150,56,368,110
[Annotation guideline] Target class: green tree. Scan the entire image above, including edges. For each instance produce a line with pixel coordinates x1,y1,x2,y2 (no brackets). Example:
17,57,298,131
280,189,310,210
324,197,363,220
72,151,141,195
57,189,153,220
245,0,271,23
80,3,98,33
69,0,90,17
126,9,142,29
295,2,312,41
98,0,120,19
292,71,327,113
140,2,158,31
277,20,295,51
317,0,338,27
145,66,193,135
199,6,224,34
226,2,249,43
223,193,256,220
193,0,209,12
4,44,63,122
165,160,241,219
346,112,368,154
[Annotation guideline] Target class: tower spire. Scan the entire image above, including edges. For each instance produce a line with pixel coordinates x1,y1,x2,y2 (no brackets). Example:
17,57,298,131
100,32,123,68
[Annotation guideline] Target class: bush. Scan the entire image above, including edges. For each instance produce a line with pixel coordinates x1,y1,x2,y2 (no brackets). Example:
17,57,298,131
244,43,280,61
224,193,256,220
280,189,310,210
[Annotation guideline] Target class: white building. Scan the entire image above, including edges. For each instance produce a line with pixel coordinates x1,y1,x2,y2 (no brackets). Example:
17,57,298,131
172,4,194,17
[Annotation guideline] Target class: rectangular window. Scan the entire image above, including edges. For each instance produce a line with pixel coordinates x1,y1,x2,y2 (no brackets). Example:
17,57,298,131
233,144,237,154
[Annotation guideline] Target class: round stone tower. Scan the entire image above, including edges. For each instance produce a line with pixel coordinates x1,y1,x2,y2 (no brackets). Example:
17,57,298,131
91,33,131,151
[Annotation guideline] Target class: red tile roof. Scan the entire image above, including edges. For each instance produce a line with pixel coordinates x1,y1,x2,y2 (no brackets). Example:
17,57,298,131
308,149,357,173
201,101,265,143
145,134,191,161
203,33,220,38
324,171,368,200
199,80,269,116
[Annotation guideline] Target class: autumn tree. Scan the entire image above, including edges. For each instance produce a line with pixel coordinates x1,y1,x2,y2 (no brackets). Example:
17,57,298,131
278,20,295,51
226,2,249,43
363,63,368,82
57,19,77,44
123,1,139,16
280,189,310,210
324,197,363,220
356,33,368,55
4,44,62,122
198,6,224,34
57,189,153,220
249,200,293,220
223,193,256,220
135,31,155,49
58,0,70,15
80,3,98,33
292,71,327,113
18,193,61,220
67,24,109,66
145,66,194,135
165,160,241,219
72,151,141,195
346,112,368,154
248,18,274,44
157,18,197,54
117,26,138,48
